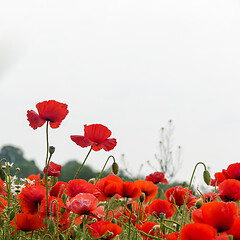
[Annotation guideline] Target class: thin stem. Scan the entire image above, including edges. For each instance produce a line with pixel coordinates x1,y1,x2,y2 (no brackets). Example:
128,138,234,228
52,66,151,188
179,162,207,235
45,121,49,166
74,147,92,179
95,155,116,185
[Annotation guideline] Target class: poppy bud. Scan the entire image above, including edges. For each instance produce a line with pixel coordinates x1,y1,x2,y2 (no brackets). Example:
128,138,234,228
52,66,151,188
48,220,56,235
111,162,119,175
44,217,49,226
40,173,44,180
49,146,55,155
88,178,96,184
159,213,166,220
51,176,58,187
111,218,117,224
228,235,233,240
60,207,66,215
140,192,145,203
127,203,133,212
0,168,6,181
59,233,65,240
195,198,203,209
61,193,68,204
152,225,160,231
203,170,211,185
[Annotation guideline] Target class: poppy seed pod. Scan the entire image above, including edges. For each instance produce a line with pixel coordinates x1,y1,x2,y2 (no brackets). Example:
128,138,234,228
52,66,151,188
195,198,203,209
203,170,211,185
49,146,55,155
111,162,119,175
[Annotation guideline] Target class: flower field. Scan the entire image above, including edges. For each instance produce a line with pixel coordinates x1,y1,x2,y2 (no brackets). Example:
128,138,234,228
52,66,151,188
1,100,240,240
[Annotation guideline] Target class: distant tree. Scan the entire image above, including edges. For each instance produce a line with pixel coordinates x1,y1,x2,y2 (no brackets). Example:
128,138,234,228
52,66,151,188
0,145,40,178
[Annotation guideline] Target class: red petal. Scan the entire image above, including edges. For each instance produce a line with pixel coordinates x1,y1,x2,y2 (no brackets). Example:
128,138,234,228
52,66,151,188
27,110,46,129
84,124,112,143
99,138,117,151
70,135,93,148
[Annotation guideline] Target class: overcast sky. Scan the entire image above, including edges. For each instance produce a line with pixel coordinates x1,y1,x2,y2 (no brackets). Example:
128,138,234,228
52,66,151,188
1,0,240,184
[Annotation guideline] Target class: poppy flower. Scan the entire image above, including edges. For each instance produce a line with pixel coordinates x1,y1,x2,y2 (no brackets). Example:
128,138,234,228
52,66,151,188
10,213,44,232
165,186,197,207
145,199,175,219
134,180,158,203
166,232,180,240
227,216,240,239
27,100,69,129
87,221,122,239
135,222,165,240
214,233,231,240
18,185,46,214
192,201,238,232
43,161,61,177
50,181,68,198
70,124,117,151
218,179,240,202
96,174,123,201
145,172,168,184
210,170,228,186
180,223,217,240
120,181,141,199
67,179,100,199
202,191,219,203
226,162,240,180
39,196,69,225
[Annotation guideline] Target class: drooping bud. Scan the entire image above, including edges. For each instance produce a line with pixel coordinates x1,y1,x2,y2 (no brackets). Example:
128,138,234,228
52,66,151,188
152,224,160,231
88,178,96,184
49,146,55,155
0,168,6,181
61,193,68,204
195,198,203,209
111,162,119,175
203,170,211,185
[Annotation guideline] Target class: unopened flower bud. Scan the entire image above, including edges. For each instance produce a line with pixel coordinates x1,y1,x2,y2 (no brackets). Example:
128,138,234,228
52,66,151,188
203,170,211,185
127,203,133,212
40,173,44,180
51,176,58,187
0,168,6,181
44,217,49,226
140,192,145,203
16,168,20,172
60,207,66,215
111,218,117,224
111,162,119,175
195,198,203,209
152,224,160,231
48,220,56,235
49,146,55,155
61,193,68,204
88,178,96,184
228,235,233,240
159,213,166,220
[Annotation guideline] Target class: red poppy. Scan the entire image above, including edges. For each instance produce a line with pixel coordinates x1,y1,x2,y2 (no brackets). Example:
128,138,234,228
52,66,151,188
70,124,117,151
202,191,219,203
145,172,168,184
87,221,122,239
135,222,165,240
226,162,240,180
10,213,44,232
43,161,61,177
227,216,240,240
218,179,240,202
39,196,69,225
50,181,68,198
210,170,228,186
134,180,158,203
180,223,217,240
215,232,232,240
18,185,46,214
165,186,196,207
120,181,141,199
145,199,175,219
66,179,100,199
192,201,238,232
166,232,180,240
27,100,69,129
96,174,123,201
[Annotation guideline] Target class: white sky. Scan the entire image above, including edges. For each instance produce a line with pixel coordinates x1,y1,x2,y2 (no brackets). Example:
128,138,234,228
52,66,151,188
1,0,240,184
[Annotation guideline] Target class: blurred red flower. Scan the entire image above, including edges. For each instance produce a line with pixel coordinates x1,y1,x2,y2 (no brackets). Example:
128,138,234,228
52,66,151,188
27,100,68,129
166,232,180,240
18,185,46,214
135,221,165,240
134,180,158,203
180,223,217,240
218,179,240,202
202,191,219,203
210,170,228,186
10,213,44,232
192,201,238,232
71,124,117,151
165,186,196,207
227,216,240,239
226,162,240,180
87,221,122,239
96,175,123,201
145,199,175,219
44,161,61,177
66,179,100,199
120,181,141,199
145,172,168,184
50,181,68,198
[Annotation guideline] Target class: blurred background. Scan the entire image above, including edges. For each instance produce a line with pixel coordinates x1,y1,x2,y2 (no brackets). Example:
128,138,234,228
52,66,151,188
1,0,240,186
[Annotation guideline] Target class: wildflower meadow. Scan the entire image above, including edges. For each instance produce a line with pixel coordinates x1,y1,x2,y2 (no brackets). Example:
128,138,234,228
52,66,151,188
1,100,240,240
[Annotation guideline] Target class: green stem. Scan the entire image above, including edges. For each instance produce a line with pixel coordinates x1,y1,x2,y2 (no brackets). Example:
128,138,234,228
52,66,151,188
179,162,207,235
95,155,116,185
74,147,92,179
